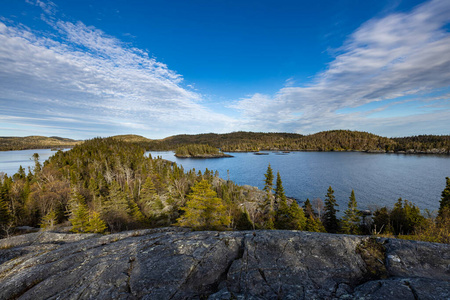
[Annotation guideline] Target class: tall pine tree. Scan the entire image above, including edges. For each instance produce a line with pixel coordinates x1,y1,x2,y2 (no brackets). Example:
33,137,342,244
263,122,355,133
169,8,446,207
323,186,339,233
341,190,361,234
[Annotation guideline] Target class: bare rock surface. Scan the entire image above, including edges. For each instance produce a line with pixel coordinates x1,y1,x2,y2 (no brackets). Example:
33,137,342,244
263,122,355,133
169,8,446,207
0,228,449,299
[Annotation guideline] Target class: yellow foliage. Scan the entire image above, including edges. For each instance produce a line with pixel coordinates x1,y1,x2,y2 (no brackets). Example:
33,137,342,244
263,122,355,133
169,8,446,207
176,180,230,230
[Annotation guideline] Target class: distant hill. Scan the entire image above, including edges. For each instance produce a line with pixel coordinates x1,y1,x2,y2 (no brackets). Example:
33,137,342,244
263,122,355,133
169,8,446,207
111,134,152,143
0,136,81,151
2,131,449,153
140,130,449,154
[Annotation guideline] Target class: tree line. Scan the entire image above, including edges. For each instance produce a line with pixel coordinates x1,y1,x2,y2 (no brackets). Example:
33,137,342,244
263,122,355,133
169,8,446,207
0,138,449,244
143,130,450,153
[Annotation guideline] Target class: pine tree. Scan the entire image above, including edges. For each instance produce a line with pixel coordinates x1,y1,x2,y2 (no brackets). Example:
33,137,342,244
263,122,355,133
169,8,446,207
68,191,90,233
275,172,287,203
341,190,361,234
0,195,12,228
40,210,57,230
235,207,253,230
287,201,307,230
305,215,326,232
85,211,107,233
303,198,314,219
261,164,275,229
323,186,339,233
102,181,130,232
439,177,450,217
176,179,230,230
263,164,274,193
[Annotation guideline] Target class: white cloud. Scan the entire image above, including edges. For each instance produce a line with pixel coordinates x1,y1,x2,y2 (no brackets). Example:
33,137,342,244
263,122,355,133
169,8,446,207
232,0,450,136
0,15,236,138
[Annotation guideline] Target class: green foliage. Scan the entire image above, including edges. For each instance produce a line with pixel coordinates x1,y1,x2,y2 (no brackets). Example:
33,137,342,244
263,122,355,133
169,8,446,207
40,210,58,230
235,207,254,230
85,211,107,234
323,186,339,233
263,164,274,193
305,215,326,232
341,190,361,234
176,180,230,230
302,198,314,219
175,144,224,157
275,171,287,202
439,177,450,217
69,191,90,233
276,200,306,230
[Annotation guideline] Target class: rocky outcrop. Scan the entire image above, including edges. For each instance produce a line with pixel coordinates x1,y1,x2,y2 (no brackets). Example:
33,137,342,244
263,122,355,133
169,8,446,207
0,229,449,299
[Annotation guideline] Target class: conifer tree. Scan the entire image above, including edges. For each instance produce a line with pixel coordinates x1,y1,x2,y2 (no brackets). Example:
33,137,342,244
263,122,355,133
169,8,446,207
40,210,57,230
0,195,12,232
323,186,339,233
263,164,274,193
235,207,254,230
102,181,130,232
341,190,361,234
176,179,230,230
68,191,90,233
275,171,287,203
287,201,307,230
305,215,326,232
85,211,107,233
303,198,314,219
261,164,275,229
439,177,450,217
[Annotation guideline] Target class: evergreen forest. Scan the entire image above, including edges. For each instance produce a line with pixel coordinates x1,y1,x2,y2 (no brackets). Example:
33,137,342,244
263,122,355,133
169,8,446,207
0,137,449,244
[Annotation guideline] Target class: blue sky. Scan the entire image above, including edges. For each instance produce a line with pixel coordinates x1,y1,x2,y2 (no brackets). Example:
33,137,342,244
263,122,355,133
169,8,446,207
0,0,449,139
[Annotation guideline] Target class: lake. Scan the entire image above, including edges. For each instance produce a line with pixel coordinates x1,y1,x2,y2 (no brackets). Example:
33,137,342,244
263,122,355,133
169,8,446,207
0,149,68,176
148,151,450,214
1,149,449,214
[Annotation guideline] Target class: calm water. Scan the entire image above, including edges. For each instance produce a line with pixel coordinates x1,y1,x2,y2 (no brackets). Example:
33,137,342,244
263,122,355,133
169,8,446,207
1,149,449,213
148,151,450,213
0,149,67,176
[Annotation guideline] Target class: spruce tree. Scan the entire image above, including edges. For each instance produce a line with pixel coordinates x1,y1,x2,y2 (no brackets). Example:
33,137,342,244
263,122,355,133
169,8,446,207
236,207,253,230
439,177,450,217
261,164,275,229
68,191,90,233
85,211,107,233
323,186,339,233
0,196,12,228
176,179,230,230
40,210,57,230
341,190,361,234
305,215,326,232
263,164,274,193
303,198,314,219
275,171,287,202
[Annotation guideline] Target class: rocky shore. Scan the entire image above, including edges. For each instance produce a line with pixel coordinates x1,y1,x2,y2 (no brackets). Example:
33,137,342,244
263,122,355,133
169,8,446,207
0,228,449,299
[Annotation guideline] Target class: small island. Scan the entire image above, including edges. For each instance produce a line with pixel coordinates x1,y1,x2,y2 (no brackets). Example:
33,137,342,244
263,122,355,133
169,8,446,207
174,144,233,158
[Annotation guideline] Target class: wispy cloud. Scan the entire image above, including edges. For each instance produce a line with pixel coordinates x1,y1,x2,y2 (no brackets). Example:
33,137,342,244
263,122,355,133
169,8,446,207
0,2,234,138
232,0,450,136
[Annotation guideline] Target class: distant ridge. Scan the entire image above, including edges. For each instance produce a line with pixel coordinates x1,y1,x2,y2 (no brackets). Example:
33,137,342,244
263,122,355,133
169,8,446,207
1,131,449,153
0,136,81,151
111,134,152,143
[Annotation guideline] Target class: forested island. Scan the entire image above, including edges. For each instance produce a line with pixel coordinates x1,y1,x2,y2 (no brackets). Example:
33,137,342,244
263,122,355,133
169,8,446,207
1,137,449,244
174,144,232,158
2,130,450,154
